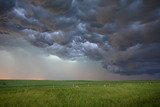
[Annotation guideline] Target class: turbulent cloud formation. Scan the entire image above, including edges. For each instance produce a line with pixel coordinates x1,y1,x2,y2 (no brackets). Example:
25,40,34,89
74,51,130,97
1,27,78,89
0,0,160,76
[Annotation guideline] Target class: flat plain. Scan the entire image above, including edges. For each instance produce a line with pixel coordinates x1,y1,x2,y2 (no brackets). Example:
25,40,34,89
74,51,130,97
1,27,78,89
0,80,160,107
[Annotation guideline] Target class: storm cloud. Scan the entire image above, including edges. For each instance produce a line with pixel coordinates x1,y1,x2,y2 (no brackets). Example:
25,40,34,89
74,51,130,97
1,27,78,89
0,0,15,14
0,0,160,76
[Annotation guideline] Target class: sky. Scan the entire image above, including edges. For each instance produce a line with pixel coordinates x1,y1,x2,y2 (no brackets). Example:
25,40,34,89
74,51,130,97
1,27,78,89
0,0,160,80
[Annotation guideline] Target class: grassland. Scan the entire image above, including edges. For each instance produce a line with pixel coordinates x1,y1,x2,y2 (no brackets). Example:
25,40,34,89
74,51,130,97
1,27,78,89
0,80,160,107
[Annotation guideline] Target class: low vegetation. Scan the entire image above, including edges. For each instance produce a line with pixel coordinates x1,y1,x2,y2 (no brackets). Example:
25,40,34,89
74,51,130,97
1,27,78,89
0,80,160,107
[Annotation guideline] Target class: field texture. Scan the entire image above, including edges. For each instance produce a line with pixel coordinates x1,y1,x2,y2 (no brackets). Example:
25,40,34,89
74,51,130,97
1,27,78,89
0,80,160,107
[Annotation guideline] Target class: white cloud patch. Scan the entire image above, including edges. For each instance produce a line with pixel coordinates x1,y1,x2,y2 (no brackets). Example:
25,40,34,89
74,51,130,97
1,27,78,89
81,41,98,50
13,7,27,19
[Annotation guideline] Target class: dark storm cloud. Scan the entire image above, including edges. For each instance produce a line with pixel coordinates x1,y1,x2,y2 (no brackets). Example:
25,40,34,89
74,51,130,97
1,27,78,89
102,43,160,75
0,0,160,75
109,20,160,50
0,0,16,34
0,0,15,14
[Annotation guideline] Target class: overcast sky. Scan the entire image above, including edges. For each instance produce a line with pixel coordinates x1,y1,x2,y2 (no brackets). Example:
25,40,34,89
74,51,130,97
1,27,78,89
0,0,160,80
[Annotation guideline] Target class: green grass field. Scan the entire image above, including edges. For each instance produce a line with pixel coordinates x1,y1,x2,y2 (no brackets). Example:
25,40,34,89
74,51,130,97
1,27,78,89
0,80,160,107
